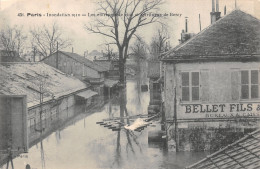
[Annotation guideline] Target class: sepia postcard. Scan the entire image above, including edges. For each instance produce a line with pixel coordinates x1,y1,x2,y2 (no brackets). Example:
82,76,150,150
0,0,260,169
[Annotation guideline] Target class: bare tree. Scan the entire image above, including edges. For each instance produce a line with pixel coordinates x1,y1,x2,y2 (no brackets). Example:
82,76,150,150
30,22,72,58
131,36,148,59
150,25,170,59
0,25,27,57
85,0,164,85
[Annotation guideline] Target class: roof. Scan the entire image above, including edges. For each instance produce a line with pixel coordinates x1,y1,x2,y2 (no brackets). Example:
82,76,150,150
94,60,111,71
104,79,118,87
162,10,260,61
186,129,260,169
61,51,107,72
76,90,98,99
42,51,107,72
0,62,88,108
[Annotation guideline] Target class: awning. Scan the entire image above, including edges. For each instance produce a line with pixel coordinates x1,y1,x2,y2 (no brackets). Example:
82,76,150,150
76,90,98,99
104,79,118,87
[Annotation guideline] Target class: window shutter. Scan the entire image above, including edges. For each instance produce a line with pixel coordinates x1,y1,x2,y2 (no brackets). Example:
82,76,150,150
231,69,240,100
200,70,209,102
181,72,190,101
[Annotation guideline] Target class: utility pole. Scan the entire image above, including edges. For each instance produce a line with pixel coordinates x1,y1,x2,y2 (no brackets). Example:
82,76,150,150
56,42,58,69
174,87,178,152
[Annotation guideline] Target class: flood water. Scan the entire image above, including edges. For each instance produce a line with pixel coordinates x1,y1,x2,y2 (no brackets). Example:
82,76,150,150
1,80,208,169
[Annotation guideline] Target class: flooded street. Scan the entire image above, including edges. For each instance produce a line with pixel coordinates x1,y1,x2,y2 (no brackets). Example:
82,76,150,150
1,80,207,169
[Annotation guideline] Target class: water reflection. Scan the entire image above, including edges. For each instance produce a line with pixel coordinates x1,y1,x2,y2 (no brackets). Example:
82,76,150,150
1,80,259,169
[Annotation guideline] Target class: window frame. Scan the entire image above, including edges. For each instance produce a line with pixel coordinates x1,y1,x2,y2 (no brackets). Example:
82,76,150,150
181,71,200,102
240,69,260,100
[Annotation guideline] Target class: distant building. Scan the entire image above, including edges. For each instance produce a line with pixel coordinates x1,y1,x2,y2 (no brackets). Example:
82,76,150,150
86,50,104,60
161,10,260,150
41,51,107,95
94,59,120,80
0,50,25,62
0,62,98,164
0,62,96,140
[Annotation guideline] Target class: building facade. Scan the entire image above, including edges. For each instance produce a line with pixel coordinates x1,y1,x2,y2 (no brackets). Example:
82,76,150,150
161,10,260,151
41,51,107,95
0,62,98,164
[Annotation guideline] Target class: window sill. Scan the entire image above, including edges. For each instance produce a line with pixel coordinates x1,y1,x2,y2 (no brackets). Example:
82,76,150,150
239,99,260,103
180,101,201,105
179,99,260,105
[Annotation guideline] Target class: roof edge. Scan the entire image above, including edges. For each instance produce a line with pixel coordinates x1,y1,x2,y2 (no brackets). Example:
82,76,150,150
162,9,260,59
185,129,260,169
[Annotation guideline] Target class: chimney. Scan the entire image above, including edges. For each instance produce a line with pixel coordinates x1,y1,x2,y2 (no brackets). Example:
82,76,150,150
224,5,226,15
179,18,195,44
72,47,74,53
185,17,188,33
212,0,215,12
210,0,221,24
199,14,201,31
216,0,219,12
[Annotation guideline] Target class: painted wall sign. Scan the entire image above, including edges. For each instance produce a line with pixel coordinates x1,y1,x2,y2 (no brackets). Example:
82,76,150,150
179,103,260,119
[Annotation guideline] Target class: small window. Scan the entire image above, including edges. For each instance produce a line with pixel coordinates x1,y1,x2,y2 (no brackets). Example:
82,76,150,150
192,72,200,100
251,70,259,99
181,72,189,101
241,70,249,99
241,70,259,99
181,72,200,101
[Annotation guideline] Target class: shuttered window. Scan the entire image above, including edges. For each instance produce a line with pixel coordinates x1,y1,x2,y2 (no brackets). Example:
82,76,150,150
181,72,200,101
233,69,259,100
192,72,200,100
201,70,209,102
241,70,249,99
251,70,259,99
241,70,259,99
231,69,240,100
181,72,189,101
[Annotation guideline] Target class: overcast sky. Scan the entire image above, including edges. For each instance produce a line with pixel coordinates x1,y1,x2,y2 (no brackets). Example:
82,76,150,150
0,0,259,56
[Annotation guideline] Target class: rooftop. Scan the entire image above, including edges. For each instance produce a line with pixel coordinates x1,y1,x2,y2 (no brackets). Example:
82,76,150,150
0,62,88,108
42,51,107,72
162,10,260,61
186,129,260,169
60,51,107,72
94,60,111,71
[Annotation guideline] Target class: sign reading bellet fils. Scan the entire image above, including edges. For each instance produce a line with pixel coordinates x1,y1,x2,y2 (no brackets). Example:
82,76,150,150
0,95,28,154
180,103,260,119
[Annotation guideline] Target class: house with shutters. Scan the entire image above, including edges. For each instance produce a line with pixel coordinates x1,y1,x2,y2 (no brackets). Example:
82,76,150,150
161,9,260,150
162,9,260,121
